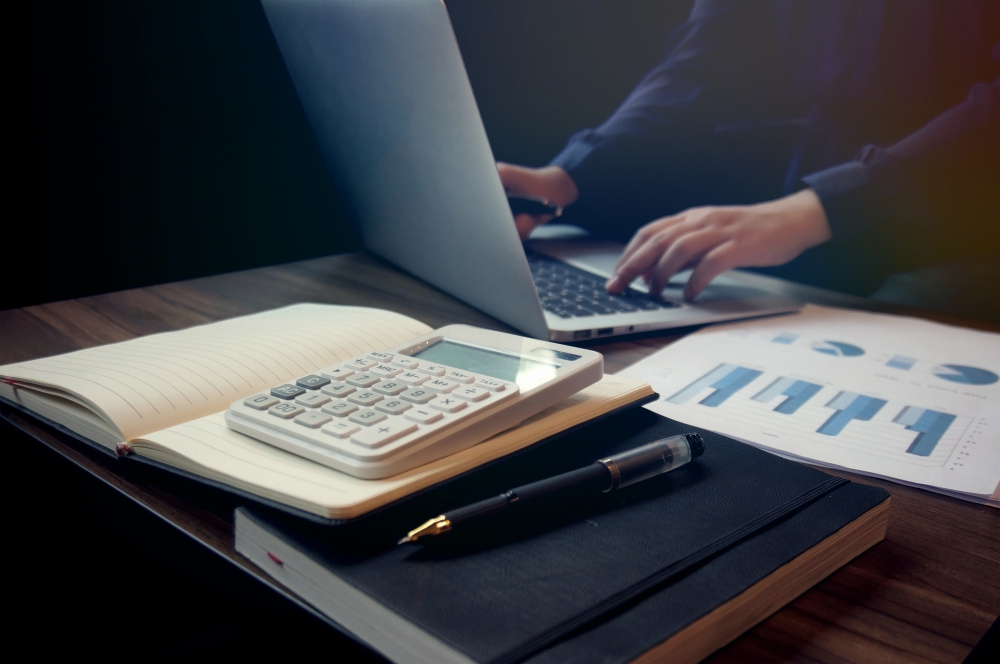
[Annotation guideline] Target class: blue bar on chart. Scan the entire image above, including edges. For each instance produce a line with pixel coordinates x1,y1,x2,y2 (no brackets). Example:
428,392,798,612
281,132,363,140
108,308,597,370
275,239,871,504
753,377,823,414
772,333,798,345
894,406,956,456
667,363,763,407
887,355,916,371
818,391,887,436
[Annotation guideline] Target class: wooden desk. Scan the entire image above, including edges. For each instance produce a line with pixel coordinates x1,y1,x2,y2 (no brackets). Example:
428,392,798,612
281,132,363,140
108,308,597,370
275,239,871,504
2,252,997,662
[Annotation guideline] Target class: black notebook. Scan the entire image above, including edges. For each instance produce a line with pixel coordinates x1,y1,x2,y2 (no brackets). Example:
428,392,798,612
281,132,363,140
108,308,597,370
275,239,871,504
235,410,889,664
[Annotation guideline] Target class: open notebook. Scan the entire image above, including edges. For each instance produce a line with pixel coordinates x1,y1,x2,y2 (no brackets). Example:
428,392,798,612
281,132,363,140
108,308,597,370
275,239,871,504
0,304,655,521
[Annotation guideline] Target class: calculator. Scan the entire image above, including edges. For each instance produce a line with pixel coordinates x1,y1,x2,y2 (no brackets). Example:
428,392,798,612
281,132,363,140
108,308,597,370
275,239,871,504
224,325,604,479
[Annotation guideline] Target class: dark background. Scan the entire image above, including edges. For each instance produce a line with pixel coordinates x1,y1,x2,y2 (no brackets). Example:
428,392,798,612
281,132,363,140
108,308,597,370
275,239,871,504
2,0,692,310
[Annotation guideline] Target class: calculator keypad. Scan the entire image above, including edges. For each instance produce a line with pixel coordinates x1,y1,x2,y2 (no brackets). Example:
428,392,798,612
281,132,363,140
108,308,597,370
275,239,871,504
232,350,519,464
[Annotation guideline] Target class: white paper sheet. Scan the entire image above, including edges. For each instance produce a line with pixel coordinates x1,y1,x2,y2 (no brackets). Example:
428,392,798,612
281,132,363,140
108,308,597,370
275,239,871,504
618,305,1000,504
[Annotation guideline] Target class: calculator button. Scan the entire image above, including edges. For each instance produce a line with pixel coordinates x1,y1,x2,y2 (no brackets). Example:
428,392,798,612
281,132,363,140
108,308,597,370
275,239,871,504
296,392,331,408
346,357,378,370
271,384,306,400
346,373,381,388
321,383,356,399
295,411,331,428
375,399,411,416
347,390,383,407
452,385,490,402
371,364,402,378
416,363,447,376
269,402,304,419
373,380,407,396
319,366,354,381
428,395,467,413
244,394,278,410
296,375,331,390
322,421,360,439
366,351,394,362
396,371,428,386
321,400,357,417
444,370,475,384
351,420,418,448
404,407,443,425
423,377,458,393
476,378,508,392
391,358,418,370
349,409,387,426
400,387,435,404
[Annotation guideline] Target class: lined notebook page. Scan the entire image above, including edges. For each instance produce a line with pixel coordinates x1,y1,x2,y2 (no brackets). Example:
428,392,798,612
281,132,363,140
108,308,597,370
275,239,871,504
0,304,432,441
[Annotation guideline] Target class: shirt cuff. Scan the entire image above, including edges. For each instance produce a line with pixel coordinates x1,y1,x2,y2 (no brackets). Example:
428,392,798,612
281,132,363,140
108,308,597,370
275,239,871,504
549,129,604,175
801,145,933,243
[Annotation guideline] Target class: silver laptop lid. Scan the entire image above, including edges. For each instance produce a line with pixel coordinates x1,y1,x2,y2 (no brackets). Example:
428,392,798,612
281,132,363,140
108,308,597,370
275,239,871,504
261,0,550,339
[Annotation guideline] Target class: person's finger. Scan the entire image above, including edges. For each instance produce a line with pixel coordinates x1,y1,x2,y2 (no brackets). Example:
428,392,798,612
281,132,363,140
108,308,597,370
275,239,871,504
610,223,713,294
608,215,690,292
645,228,722,295
614,213,684,273
607,228,680,292
683,241,742,300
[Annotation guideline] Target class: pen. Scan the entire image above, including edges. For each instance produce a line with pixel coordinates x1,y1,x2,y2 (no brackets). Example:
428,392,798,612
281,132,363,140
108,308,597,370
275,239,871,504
397,432,704,545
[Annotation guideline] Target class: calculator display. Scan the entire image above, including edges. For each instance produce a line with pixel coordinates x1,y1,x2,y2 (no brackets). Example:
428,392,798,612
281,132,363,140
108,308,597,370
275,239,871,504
412,339,558,390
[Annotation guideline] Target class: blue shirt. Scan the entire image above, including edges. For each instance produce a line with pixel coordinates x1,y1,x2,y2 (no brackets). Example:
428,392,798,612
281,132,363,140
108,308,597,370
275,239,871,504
549,0,999,289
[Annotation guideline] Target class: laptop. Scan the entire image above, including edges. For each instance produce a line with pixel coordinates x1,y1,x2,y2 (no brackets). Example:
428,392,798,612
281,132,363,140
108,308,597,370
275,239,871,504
261,0,800,342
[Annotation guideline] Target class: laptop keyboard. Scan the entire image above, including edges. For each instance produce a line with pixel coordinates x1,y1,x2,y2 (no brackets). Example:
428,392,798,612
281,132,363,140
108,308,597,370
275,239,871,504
527,252,680,318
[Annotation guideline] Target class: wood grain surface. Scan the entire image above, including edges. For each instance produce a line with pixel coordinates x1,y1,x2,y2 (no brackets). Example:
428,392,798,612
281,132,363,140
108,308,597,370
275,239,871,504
2,252,997,663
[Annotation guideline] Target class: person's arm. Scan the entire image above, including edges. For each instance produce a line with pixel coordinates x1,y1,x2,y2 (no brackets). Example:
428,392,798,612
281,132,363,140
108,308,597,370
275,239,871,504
548,0,789,232
607,189,831,300
607,77,1000,300
497,0,790,239
803,78,1000,268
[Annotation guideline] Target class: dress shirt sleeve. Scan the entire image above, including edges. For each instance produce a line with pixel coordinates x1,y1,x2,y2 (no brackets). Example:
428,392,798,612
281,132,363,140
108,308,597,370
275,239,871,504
548,0,794,233
803,77,1000,264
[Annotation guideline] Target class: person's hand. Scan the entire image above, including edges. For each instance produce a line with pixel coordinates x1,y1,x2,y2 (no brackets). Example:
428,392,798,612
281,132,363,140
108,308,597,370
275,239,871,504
496,163,579,240
606,189,833,300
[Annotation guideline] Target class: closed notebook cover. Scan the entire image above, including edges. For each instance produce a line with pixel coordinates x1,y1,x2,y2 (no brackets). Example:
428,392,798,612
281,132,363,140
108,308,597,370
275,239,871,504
525,481,886,663
237,410,890,664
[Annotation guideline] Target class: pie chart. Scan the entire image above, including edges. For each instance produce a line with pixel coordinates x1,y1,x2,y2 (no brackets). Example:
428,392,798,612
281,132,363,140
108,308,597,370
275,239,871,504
811,340,865,357
933,364,999,386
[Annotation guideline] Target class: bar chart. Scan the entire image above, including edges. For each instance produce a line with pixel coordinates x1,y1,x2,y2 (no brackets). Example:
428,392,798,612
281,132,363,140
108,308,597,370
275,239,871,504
819,392,887,436
752,377,822,415
620,304,999,499
895,407,957,456
665,364,962,459
667,364,762,407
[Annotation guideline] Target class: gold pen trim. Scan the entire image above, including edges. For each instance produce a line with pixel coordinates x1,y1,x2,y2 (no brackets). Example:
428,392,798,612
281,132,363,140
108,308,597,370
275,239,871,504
397,515,452,545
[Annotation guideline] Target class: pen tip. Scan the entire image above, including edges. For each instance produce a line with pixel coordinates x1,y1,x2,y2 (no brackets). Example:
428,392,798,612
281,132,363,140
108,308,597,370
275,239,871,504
397,515,451,546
